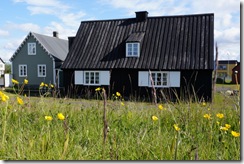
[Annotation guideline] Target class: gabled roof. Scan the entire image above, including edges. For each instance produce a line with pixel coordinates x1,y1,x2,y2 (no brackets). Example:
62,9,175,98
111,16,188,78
10,32,68,62
62,12,214,70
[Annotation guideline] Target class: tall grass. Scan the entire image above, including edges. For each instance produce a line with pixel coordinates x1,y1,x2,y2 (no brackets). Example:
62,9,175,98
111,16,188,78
0,80,240,160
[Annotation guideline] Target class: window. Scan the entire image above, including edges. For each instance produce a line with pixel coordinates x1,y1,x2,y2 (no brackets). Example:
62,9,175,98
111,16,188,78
218,65,227,70
84,71,100,85
19,65,27,77
38,65,46,77
126,43,140,57
28,43,36,55
150,72,168,87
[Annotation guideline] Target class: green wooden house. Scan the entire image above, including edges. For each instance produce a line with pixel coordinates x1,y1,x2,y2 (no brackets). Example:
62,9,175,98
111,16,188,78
10,31,68,88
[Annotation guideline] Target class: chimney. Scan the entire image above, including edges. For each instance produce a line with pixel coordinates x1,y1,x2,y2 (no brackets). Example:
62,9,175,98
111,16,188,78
135,11,148,21
53,31,59,38
68,36,75,50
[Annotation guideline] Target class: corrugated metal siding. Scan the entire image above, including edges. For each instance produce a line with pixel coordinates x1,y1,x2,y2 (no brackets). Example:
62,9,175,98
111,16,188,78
62,13,214,70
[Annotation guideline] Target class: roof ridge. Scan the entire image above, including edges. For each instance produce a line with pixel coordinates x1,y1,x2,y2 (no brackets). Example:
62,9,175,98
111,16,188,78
80,13,214,23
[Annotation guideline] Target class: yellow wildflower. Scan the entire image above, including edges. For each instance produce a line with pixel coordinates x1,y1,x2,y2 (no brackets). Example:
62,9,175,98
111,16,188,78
116,92,121,97
220,126,228,131
24,79,28,84
95,87,101,91
17,97,24,105
158,104,164,110
45,84,48,87
231,131,240,137
202,100,207,106
57,113,65,120
50,84,54,88
203,114,211,119
173,124,180,131
40,82,45,87
225,124,231,129
1,95,7,102
121,102,125,106
216,113,224,119
12,79,19,85
151,115,158,121
45,116,53,121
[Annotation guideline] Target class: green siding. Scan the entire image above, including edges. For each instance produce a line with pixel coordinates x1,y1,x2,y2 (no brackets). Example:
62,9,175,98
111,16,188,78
12,36,54,86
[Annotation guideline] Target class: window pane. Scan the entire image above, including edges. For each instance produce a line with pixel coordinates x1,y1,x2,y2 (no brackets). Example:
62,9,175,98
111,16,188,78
85,72,89,84
151,73,156,85
128,44,132,56
162,73,167,85
133,44,138,56
90,72,94,84
95,72,99,84
157,73,161,85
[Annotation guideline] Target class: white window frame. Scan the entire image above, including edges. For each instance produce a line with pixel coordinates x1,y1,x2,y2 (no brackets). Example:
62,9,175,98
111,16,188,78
149,71,169,87
38,64,46,77
84,71,100,85
28,43,36,55
126,42,140,57
19,65,27,77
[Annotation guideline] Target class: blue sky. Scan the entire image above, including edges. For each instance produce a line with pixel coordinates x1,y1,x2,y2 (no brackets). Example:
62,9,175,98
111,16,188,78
0,0,240,63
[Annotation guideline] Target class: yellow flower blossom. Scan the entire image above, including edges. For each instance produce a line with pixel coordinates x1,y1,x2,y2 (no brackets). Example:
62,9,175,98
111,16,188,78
50,84,54,88
216,113,224,119
24,79,28,84
225,124,231,129
45,84,48,87
12,79,19,85
45,116,53,121
0,92,9,102
151,115,158,121
202,102,206,107
17,97,24,105
173,124,180,131
158,104,164,110
40,82,45,87
220,126,228,131
203,114,211,119
57,113,65,120
95,87,101,91
121,102,125,106
231,131,240,137
116,92,121,97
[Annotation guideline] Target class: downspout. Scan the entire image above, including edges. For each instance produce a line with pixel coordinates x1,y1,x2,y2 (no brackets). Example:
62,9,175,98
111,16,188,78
52,58,56,86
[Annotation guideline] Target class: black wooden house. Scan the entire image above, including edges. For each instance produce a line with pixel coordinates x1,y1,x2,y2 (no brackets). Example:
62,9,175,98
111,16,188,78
62,11,214,101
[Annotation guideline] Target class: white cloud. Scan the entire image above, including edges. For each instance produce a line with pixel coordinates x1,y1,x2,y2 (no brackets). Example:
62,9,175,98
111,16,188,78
60,11,86,28
27,6,56,15
0,29,9,36
13,0,70,10
5,22,41,33
43,22,77,39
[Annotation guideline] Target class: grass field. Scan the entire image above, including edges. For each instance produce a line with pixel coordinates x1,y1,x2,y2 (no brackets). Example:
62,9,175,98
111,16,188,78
0,81,240,160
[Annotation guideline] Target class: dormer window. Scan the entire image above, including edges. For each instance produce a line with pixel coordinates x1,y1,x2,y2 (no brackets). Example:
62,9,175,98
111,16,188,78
126,43,140,57
126,32,145,58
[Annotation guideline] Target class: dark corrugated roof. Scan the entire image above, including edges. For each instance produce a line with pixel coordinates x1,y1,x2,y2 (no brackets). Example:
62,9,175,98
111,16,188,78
62,13,214,70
